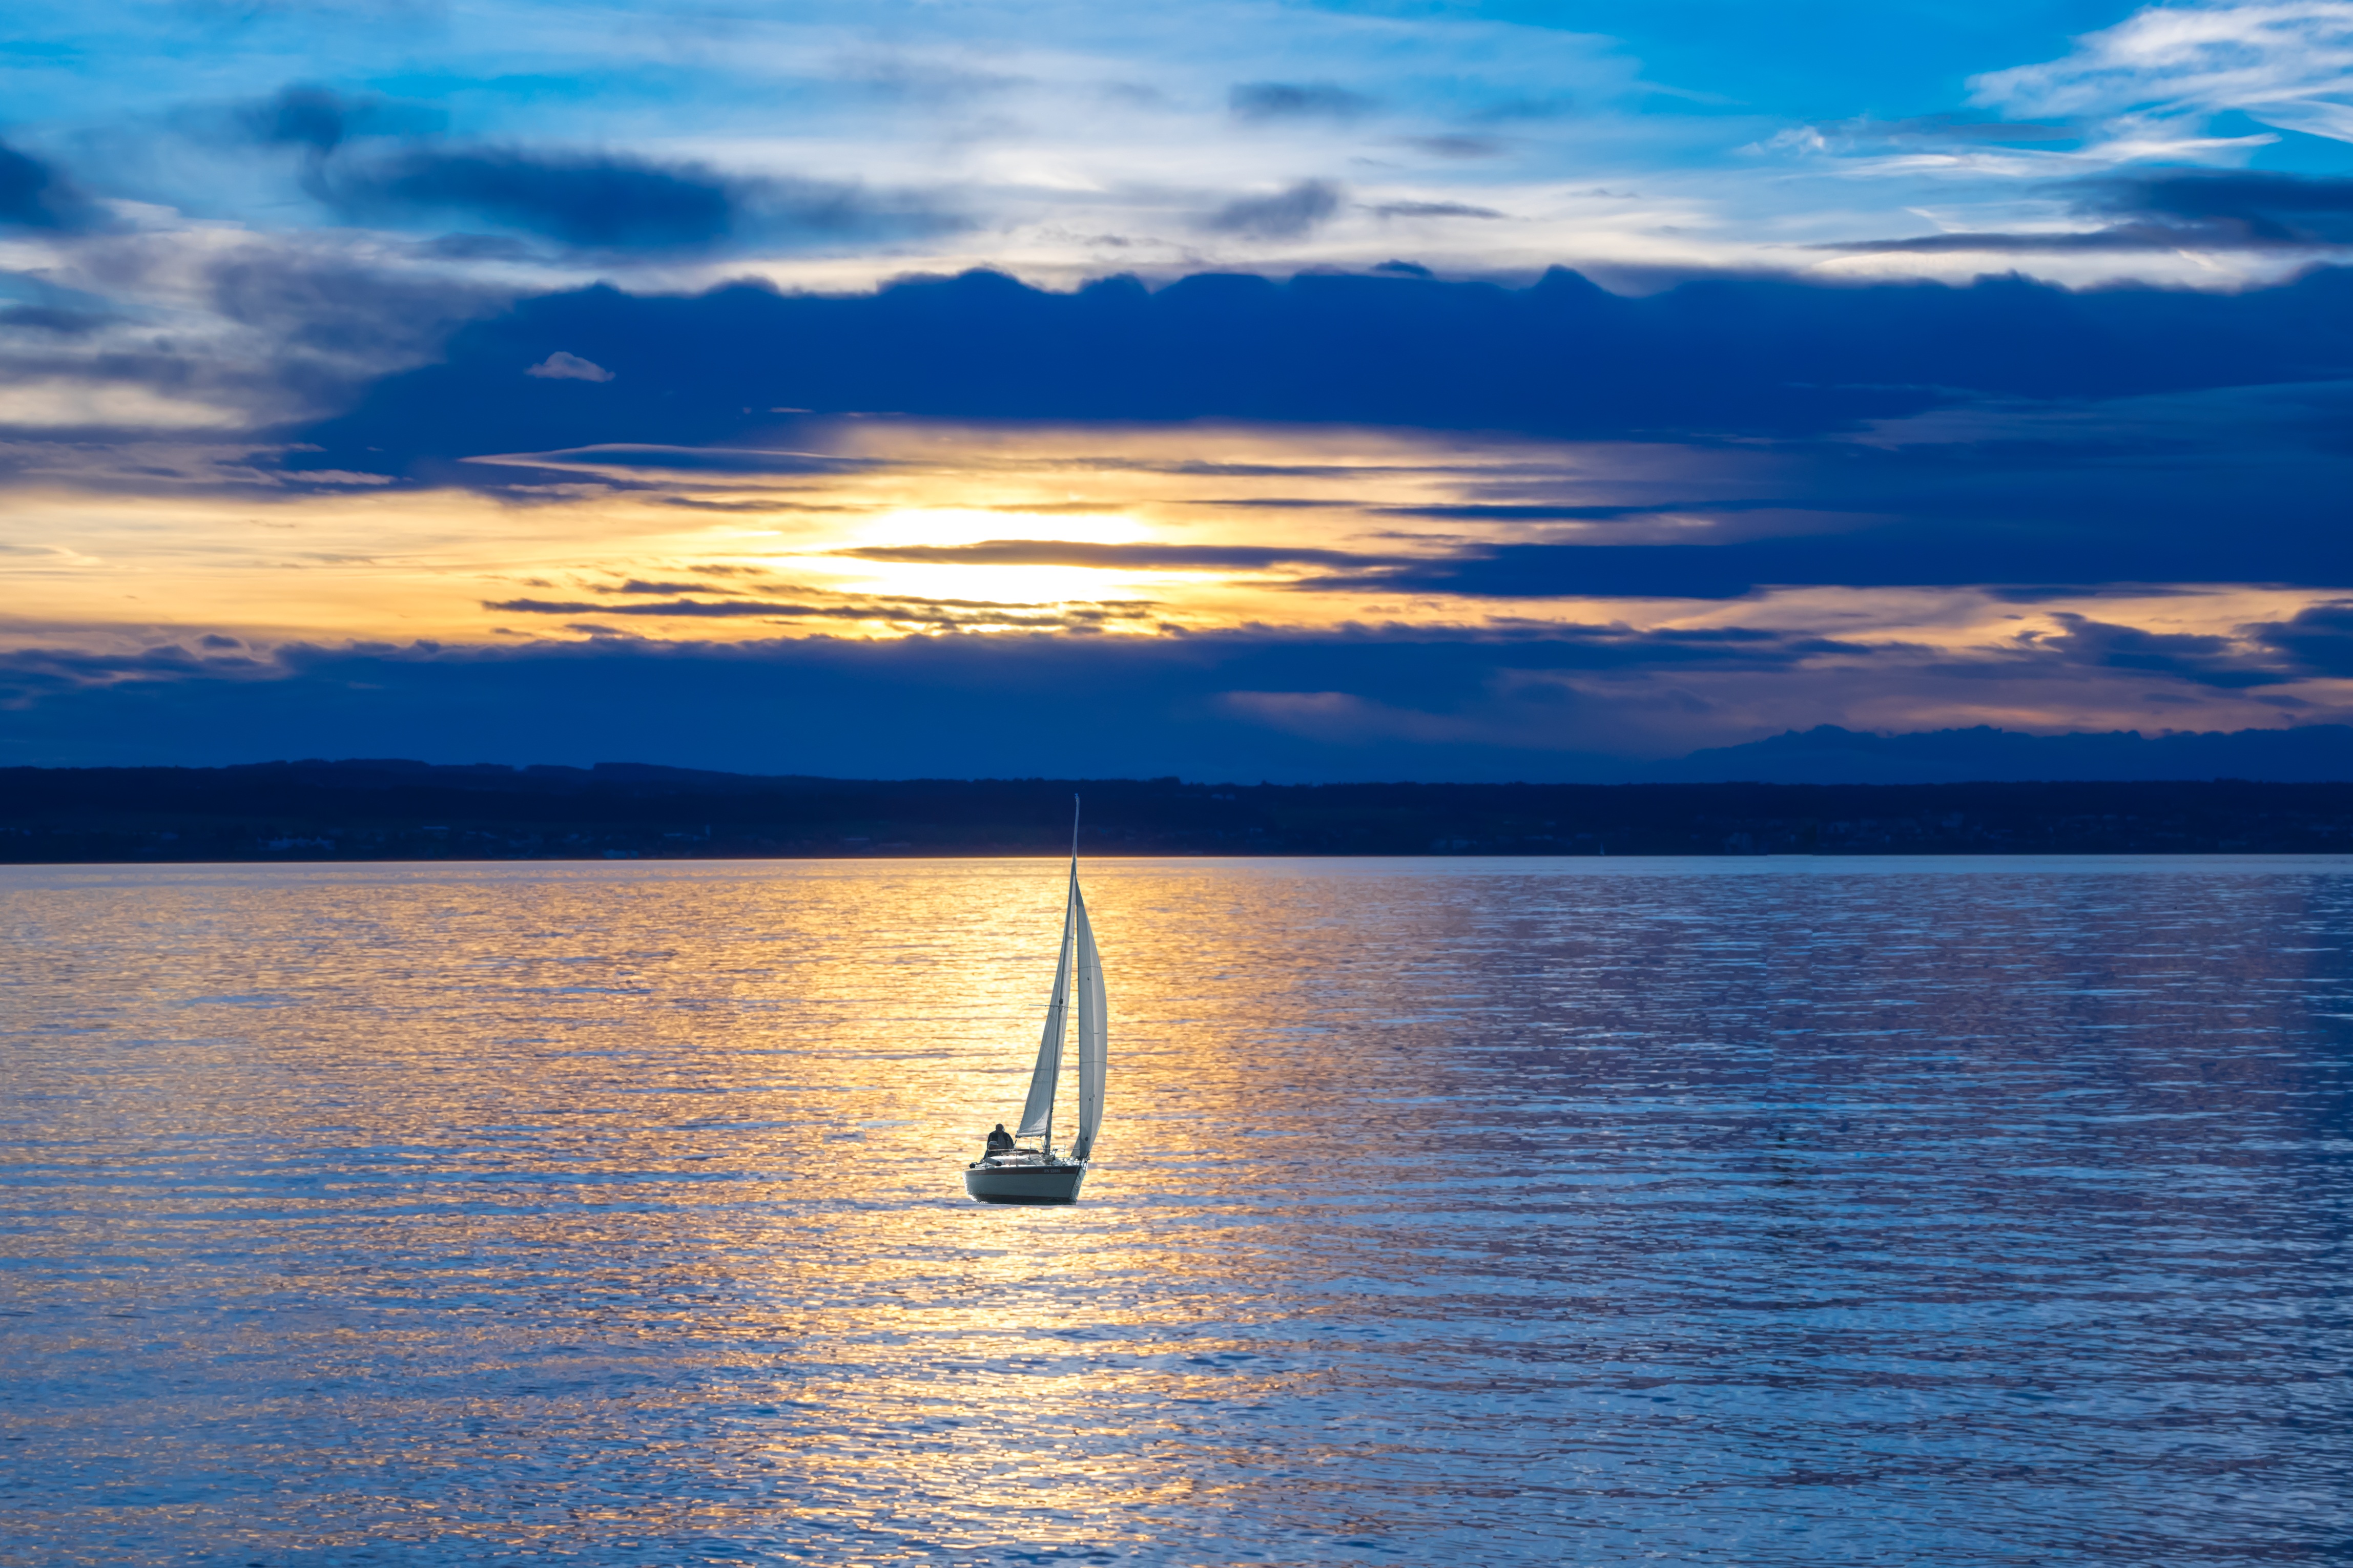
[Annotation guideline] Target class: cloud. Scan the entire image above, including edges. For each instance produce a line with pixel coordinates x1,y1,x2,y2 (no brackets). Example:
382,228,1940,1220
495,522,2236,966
1405,136,1506,159
595,578,736,595
464,445,877,478
330,148,744,248
314,145,958,252
1824,226,2281,254
1370,200,1505,219
1228,82,1377,123
198,246,506,407
236,84,442,154
836,53,1029,107
481,594,1124,631
525,351,614,382
2091,170,2353,243
246,85,354,153
1969,1,2353,144
1373,500,1799,524
1472,95,1580,122
50,263,2353,624
0,241,505,456
282,264,2353,484
0,627,1877,777
1824,115,2084,147
0,305,108,336
1829,170,2353,252
834,539,1390,570
1201,179,1344,239
24,620,2348,780
0,640,267,704
1342,506,2353,600
2248,599,2353,674
2019,612,2290,689
486,596,824,618
0,138,91,229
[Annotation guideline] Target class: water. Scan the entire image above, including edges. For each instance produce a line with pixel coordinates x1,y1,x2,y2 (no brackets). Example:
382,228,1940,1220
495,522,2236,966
3,856,2348,1566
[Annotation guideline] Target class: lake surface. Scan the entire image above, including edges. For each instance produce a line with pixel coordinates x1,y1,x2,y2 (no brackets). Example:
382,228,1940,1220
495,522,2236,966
3,856,2348,1566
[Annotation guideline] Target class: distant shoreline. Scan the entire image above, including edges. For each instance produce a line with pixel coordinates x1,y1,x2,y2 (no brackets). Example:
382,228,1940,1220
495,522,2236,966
10,760,2353,862
17,852,2353,869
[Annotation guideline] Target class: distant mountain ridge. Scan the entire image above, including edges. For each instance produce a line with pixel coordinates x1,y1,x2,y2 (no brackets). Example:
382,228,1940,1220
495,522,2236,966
1646,725,2353,785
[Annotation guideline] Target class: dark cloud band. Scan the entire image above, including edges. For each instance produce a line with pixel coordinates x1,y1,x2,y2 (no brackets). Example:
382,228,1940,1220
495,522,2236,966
288,263,2353,480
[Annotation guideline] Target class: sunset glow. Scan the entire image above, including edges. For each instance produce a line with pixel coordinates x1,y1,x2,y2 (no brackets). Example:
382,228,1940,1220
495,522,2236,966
5,0,2353,776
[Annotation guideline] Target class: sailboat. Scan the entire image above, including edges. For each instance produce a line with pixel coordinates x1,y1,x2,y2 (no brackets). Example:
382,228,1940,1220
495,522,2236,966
964,798,1106,1205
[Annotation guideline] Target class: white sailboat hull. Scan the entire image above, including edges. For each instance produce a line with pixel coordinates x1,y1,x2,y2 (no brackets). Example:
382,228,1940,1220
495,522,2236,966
964,1159,1087,1204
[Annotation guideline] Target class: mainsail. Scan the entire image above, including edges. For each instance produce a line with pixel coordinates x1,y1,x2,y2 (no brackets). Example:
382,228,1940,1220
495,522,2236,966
1070,881,1107,1160
1009,798,1107,1159
1014,866,1074,1140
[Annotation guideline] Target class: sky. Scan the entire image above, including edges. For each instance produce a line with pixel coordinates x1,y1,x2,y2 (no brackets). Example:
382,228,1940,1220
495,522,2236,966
7,0,2353,779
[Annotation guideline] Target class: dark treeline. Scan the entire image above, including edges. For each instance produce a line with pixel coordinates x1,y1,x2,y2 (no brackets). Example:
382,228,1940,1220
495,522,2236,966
8,760,2353,861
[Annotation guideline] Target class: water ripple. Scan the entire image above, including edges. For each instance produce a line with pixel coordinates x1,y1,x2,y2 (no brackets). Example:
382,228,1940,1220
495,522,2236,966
2,857,2347,1565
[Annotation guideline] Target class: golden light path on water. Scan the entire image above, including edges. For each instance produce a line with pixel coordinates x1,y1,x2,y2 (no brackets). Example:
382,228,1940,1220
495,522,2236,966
4,856,2350,1564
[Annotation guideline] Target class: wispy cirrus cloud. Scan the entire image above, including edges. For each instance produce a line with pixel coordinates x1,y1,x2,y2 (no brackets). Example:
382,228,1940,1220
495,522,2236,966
1969,1,2353,144
1758,3,2353,258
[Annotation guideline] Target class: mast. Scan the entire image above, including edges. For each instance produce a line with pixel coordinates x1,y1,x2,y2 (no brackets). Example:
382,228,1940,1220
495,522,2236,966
1069,846,1107,1163
1014,797,1080,1151
1046,796,1079,1159
1044,863,1071,1158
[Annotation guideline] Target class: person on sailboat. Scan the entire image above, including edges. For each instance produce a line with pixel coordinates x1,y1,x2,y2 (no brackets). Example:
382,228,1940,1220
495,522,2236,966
984,1123,1016,1158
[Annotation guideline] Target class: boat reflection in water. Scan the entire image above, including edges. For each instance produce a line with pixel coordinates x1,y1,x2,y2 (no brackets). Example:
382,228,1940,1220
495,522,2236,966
965,798,1106,1204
